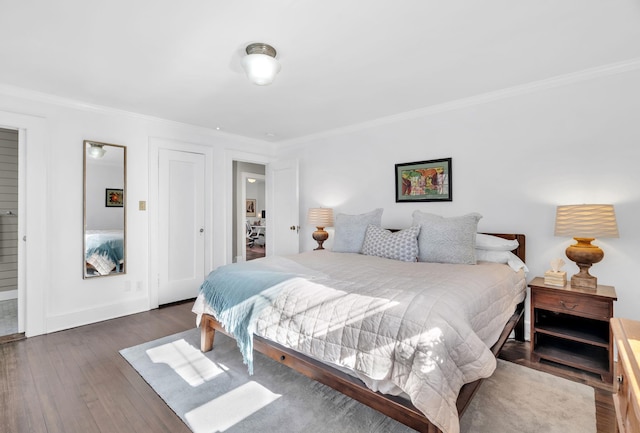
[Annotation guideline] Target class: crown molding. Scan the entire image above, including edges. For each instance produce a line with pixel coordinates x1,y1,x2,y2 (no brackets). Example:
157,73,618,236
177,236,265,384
277,57,640,149
2,56,639,150
0,83,268,147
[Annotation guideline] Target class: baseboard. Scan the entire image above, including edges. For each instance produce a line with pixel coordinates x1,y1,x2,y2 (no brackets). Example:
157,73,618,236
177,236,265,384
45,296,150,334
0,289,18,301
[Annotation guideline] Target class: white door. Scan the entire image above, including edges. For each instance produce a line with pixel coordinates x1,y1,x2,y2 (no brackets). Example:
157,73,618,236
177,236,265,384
158,149,206,304
267,158,299,256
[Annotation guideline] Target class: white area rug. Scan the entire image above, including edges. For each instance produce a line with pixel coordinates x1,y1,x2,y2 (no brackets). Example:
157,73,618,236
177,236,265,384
121,329,596,433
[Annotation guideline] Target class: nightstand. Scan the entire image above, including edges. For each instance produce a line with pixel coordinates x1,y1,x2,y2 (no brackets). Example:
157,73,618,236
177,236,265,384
529,276,617,382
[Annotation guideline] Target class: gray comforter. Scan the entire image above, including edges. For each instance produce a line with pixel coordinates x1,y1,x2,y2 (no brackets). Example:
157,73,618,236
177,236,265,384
193,251,526,433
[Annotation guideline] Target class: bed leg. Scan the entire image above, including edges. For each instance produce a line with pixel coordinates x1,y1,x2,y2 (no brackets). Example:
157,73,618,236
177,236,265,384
200,317,216,352
514,301,525,342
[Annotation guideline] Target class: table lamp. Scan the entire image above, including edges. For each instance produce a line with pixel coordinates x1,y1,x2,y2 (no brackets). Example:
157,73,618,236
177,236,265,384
307,208,334,250
554,204,619,289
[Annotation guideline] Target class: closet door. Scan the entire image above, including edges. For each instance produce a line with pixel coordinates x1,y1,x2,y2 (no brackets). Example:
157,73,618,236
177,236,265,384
157,149,206,305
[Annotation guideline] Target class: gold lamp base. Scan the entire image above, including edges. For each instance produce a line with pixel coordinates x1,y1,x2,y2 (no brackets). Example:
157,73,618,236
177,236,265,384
565,237,604,290
312,227,329,250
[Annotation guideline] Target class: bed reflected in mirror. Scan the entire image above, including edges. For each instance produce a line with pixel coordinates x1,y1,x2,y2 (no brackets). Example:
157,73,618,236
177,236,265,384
83,140,126,278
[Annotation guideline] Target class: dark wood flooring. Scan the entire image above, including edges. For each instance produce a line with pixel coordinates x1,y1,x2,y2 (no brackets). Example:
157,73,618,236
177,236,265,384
1,302,195,433
246,244,265,261
0,302,617,433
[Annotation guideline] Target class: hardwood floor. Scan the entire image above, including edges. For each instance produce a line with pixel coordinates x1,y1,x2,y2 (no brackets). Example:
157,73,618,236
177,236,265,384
0,303,617,433
246,244,265,261
1,302,195,433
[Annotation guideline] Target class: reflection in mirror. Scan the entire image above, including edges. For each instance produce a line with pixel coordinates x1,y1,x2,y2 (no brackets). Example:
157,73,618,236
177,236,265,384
83,140,126,278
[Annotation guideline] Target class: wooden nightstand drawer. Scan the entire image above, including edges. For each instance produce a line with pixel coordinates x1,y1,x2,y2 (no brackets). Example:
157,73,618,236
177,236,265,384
532,290,611,320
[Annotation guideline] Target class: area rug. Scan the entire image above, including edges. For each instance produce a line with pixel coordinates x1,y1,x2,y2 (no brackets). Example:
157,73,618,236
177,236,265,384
120,329,596,433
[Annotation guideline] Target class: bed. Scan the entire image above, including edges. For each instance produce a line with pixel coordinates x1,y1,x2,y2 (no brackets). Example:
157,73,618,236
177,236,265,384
84,229,125,275
193,226,526,433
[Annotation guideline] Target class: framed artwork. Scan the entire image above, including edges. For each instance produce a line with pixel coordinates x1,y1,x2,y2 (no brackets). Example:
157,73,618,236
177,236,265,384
395,158,452,202
246,199,256,217
106,188,124,207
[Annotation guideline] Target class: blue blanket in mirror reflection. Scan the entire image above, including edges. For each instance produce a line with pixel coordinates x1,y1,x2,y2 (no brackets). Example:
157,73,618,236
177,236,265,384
85,230,124,276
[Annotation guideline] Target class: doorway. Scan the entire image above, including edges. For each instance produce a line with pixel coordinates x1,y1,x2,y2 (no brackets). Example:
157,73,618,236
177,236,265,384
244,174,265,261
233,161,266,262
0,128,19,337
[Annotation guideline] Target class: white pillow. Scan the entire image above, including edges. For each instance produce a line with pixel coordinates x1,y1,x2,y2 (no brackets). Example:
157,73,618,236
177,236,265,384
332,208,384,253
476,233,519,251
412,211,482,264
361,225,420,262
476,249,529,273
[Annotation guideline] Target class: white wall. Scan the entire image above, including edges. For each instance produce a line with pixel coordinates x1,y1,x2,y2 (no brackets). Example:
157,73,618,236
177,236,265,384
1,64,638,336
0,88,274,335
279,67,640,323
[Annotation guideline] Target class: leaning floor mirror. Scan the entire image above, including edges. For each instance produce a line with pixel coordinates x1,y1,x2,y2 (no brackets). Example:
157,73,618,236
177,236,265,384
83,140,126,278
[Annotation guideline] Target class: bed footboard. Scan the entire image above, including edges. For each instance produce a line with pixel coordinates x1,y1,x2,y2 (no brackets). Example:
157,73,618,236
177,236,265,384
198,298,524,433
199,313,443,433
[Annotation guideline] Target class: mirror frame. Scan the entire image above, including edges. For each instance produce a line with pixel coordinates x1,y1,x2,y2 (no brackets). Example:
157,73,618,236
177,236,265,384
83,140,127,279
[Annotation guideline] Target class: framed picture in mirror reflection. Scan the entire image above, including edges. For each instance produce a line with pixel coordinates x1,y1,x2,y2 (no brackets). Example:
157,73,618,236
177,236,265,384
106,188,124,207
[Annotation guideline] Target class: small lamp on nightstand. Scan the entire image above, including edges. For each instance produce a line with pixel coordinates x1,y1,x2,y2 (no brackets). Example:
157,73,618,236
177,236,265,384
307,207,334,250
554,204,619,289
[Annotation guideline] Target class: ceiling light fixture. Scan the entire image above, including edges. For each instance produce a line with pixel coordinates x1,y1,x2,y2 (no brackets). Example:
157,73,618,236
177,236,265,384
241,43,281,86
247,178,257,183
87,142,106,159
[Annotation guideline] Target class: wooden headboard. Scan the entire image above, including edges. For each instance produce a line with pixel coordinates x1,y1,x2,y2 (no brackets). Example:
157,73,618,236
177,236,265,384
387,229,526,263
484,233,526,263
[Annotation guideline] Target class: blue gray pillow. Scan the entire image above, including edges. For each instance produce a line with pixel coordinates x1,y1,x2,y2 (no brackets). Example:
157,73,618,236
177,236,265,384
361,225,420,262
412,211,482,264
332,208,384,253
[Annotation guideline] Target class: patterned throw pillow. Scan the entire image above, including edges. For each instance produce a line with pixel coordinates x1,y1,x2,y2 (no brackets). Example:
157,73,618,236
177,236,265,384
361,225,420,262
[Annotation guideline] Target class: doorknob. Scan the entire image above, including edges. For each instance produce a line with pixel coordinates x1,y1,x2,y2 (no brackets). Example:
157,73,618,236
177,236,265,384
200,228,204,233
290,225,296,230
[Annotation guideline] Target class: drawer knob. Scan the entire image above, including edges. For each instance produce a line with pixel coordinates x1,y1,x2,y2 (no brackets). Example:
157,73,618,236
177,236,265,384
559,300,578,310
617,374,624,384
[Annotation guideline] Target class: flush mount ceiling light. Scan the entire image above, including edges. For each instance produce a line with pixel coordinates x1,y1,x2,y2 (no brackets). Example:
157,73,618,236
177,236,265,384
241,43,281,86
87,142,106,159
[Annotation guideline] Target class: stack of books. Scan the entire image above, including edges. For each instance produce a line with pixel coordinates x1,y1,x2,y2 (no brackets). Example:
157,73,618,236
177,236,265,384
544,270,567,287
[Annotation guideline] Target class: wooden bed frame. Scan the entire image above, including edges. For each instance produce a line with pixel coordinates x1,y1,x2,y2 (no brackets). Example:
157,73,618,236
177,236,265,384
199,233,526,433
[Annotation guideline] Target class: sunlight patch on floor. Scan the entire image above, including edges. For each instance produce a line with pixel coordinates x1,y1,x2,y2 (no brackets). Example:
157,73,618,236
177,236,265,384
185,381,281,433
146,338,228,386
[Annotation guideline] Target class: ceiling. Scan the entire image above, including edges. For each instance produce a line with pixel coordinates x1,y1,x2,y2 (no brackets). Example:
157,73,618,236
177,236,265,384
1,1,639,143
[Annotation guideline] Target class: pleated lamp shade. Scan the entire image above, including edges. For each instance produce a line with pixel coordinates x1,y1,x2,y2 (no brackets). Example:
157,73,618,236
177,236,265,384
554,204,619,239
307,208,334,228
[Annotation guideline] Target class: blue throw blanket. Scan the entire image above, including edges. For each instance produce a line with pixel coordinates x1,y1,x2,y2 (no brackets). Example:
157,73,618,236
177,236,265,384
199,261,297,374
